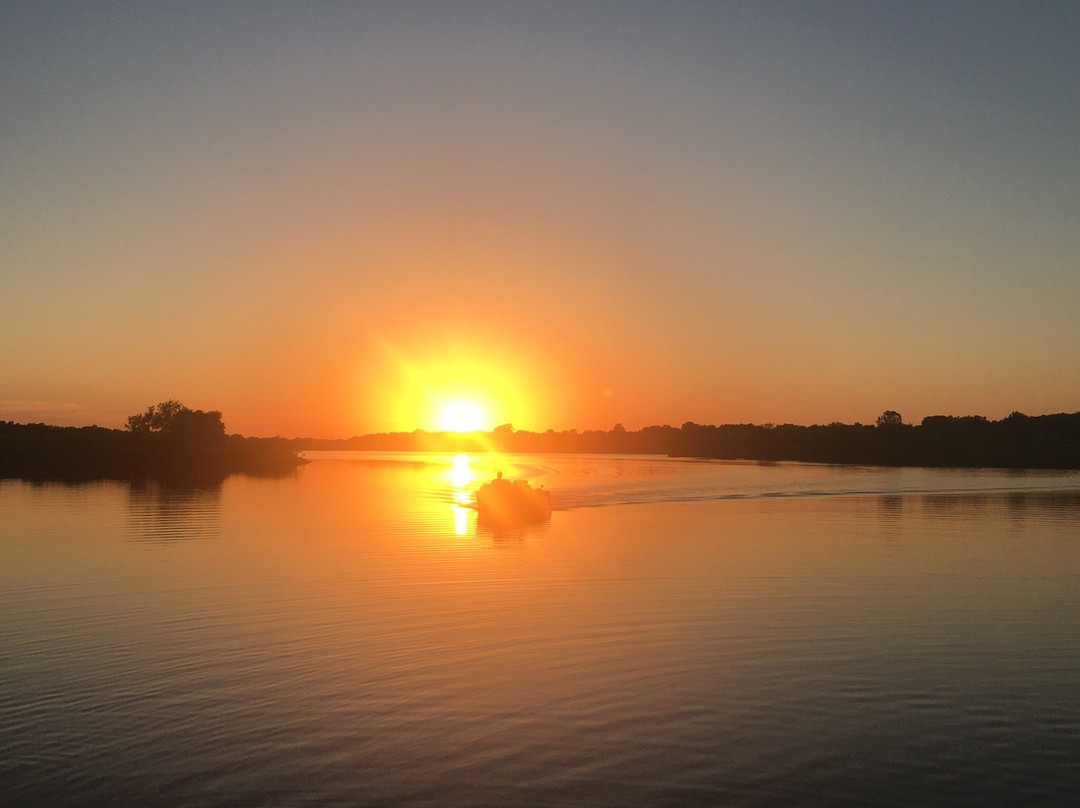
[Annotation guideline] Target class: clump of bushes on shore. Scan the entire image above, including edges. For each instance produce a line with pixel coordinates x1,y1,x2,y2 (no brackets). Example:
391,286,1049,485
0,401,304,483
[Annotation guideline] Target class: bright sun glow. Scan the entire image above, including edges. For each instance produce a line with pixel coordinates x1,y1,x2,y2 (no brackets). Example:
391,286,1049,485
438,401,486,432
367,336,543,433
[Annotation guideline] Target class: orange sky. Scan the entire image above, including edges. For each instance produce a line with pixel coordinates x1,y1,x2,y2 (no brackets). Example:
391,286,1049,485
2,4,1079,437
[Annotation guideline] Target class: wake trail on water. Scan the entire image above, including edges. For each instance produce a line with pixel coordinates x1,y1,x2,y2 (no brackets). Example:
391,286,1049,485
521,457,1080,512
550,482,1080,511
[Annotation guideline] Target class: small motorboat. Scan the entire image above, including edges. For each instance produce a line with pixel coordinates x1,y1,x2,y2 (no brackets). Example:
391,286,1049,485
473,472,552,524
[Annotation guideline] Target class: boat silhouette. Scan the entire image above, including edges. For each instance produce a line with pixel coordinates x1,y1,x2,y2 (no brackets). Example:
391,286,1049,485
473,472,552,524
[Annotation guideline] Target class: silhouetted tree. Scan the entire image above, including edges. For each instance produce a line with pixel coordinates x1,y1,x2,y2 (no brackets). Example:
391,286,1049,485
126,401,225,442
168,408,226,442
876,410,903,427
127,400,186,432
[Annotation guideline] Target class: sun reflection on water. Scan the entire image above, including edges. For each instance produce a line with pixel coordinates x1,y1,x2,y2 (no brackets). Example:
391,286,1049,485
448,453,474,535
449,453,473,490
452,506,469,536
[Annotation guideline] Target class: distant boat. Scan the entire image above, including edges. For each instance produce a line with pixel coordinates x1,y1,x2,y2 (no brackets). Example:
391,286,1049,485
473,473,552,524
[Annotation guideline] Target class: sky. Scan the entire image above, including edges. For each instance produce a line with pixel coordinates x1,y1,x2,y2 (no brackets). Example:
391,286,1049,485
2,1,1078,437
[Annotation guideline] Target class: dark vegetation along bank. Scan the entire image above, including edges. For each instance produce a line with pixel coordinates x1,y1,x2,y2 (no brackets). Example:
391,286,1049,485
1,401,305,484
295,410,1080,469
5,406,1080,482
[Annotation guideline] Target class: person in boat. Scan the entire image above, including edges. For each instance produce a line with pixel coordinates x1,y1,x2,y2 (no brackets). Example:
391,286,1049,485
489,472,539,495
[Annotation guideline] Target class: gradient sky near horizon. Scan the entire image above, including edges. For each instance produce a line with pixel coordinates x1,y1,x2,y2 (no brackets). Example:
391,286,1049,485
3,1,1078,437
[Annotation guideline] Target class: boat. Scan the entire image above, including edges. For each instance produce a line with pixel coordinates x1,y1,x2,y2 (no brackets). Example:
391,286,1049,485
473,473,552,524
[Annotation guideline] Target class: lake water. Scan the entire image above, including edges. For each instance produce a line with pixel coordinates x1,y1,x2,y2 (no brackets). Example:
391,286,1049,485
3,453,1079,806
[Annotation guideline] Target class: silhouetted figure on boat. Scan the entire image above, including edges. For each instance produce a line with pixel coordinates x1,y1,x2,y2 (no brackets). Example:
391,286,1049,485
474,472,552,525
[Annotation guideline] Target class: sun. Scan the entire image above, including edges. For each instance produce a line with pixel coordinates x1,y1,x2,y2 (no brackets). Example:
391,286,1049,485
438,401,486,432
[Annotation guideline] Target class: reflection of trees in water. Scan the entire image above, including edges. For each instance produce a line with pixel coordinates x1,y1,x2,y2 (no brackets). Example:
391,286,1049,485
126,478,223,543
876,494,905,543
919,490,1080,524
877,495,904,521
1004,490,1080,522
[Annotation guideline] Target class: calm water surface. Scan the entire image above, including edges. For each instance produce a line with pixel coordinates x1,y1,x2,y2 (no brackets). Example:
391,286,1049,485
2,454,1079,806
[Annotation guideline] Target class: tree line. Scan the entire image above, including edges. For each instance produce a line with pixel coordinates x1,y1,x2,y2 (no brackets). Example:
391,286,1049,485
5,405,1079,481
293,410,1080,469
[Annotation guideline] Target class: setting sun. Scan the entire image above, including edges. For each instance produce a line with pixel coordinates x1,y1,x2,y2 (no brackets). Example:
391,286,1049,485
363,335,548,434
438,401,486,432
